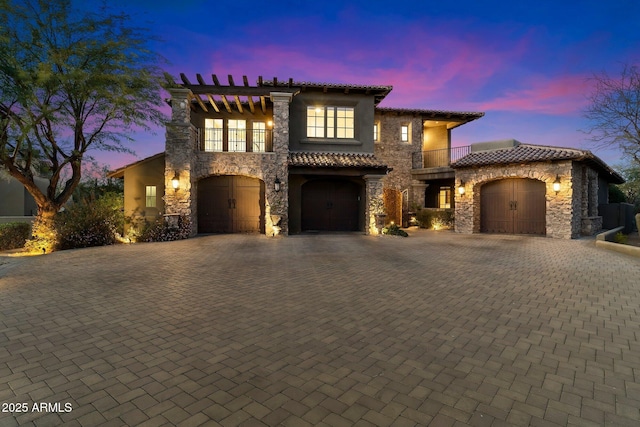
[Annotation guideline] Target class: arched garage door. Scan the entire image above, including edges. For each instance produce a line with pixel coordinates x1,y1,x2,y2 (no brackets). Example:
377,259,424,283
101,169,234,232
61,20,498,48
301,179,361,232
198,175,265,233
481,178,546,235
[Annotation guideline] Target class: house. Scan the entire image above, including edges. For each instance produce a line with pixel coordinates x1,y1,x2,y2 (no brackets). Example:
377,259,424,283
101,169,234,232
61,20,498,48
0,170,47,224
110,73,622,239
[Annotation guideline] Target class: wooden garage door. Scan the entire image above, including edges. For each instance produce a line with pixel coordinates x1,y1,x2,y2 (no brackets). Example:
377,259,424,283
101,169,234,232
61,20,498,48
481,178,546,235
301,180,360,232
197,176,264,233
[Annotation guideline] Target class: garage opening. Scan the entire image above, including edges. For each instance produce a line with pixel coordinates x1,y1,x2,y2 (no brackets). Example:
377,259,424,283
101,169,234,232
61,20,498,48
301,179,361,232
197,175,265,233
481,178,546,235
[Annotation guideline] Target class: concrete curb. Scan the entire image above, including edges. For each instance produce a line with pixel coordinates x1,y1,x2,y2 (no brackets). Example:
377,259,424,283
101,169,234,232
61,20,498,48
595,227,640,258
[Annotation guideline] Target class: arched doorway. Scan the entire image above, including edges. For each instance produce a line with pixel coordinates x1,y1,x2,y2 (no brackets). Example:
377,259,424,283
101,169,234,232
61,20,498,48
481,178,546,235
197,175,265,233
301,179,361,232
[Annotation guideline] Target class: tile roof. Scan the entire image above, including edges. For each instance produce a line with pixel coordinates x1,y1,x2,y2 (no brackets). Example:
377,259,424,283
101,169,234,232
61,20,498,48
451,144,592,168
451,143,624,183
288,152,388,170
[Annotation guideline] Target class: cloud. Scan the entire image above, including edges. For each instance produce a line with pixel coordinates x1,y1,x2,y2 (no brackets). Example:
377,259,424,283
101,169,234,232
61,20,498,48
472,74,593,115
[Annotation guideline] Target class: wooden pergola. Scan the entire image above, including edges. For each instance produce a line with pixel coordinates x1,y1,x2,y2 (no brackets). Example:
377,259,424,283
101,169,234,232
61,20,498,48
165,73,300,115
165,73,393,114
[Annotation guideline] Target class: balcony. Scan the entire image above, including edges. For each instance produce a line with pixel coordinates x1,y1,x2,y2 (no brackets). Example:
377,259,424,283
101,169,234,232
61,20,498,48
411,145,471,180
196,127,273,153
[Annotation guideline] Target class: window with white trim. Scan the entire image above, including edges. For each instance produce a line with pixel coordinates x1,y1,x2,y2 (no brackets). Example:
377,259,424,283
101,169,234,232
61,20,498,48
307,106,354,139
401,124,410,142
227,119,246,152
204,118,223,152
145,185,156,208
252,121,266,152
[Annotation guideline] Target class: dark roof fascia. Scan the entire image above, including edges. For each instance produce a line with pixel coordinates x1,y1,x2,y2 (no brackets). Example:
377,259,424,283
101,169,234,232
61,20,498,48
262,80,393,105
375,107,485,125
107,152,165,179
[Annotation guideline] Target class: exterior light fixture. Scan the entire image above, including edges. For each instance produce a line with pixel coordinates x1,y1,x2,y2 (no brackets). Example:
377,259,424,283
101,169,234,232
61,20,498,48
553,175,561,194
267,120,273,127
458,181,466,196
171,172,180,191
274,177,281,192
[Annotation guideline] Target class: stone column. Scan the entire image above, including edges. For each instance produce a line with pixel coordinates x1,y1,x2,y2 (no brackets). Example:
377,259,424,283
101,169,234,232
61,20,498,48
164,88,195,234
267,92,293,235
364,174,386,235
411,182,428,210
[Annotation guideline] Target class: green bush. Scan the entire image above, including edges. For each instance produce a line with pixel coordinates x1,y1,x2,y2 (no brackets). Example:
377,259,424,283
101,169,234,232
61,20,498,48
0,222,31,251
55,192,124,250
415,209,454,230
382,223,408,237
614,232,628,244
134,215,191,242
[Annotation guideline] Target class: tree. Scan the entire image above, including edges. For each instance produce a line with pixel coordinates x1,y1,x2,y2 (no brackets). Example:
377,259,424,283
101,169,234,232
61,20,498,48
0,0,165,252
614,161,640,210
584,64,640,167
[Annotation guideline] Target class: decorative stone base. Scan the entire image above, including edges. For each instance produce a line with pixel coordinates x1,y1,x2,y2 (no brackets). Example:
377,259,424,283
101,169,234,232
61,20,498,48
581,216,603,236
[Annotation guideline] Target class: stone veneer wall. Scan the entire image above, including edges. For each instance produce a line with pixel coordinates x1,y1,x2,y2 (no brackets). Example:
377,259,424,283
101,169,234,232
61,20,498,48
454,160,579,239
374,114,423,211
365,174,386,235
164,89,291,236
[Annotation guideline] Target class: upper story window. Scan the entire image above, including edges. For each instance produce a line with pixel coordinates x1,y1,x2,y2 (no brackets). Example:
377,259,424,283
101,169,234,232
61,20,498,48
145,185,156,208
203,118,270,152
252,121,266,152
307,106,355,139
227,119,246,152
204,118,223,152
401,124,410,142
373,122,380,142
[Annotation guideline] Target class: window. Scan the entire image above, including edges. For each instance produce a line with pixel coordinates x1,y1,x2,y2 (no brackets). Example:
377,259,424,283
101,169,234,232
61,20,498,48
204,118,223,152
307,106,354,139
145,185,156,208
373,122,380,142
252,121,266,152
438,186,451,209
227,119,246,152
401,124,410,142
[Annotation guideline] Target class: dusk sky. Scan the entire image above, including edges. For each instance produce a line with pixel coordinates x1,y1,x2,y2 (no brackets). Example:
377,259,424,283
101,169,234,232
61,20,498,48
95,0,640,170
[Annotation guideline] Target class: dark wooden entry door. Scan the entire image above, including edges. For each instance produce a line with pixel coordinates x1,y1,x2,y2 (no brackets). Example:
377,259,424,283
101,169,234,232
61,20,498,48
198,175,264,233
301,180,360,231
481,178,546,235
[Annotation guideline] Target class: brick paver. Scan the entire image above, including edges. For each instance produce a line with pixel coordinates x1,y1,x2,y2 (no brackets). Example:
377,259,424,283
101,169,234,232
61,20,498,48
1,230,640,426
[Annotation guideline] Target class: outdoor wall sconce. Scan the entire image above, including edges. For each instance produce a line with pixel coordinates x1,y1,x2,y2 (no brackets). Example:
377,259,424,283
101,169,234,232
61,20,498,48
458,181,466,196
171,172,180,191
274,177,281,192
553,175,561,194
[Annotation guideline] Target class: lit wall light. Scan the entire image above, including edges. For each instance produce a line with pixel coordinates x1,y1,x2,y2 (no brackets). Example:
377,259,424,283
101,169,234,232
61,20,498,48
274,177,281,192
267,120,273,127
172,172,180,191
553,175,561,194
458,181,466,196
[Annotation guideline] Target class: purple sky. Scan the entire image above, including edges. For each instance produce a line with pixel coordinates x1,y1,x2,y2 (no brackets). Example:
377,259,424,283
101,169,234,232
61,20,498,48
94,0,640,170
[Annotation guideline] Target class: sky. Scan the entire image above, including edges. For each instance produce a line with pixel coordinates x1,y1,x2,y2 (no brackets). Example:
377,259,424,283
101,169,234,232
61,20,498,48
93,0,640,170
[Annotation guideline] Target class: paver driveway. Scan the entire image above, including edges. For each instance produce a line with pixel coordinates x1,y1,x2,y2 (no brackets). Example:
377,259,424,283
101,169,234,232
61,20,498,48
1,230,640,427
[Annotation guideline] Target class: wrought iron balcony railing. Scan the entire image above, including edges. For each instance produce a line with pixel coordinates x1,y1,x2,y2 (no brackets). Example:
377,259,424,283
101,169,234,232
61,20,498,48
412,145,471,169
196,127,273,153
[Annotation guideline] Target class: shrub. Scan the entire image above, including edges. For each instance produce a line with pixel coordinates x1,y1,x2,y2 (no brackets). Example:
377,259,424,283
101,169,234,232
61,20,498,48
614,232,628,244
415,209,454,230
55,192,124,250
133,215,191,242
382,223,408,237
0,222,31,251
